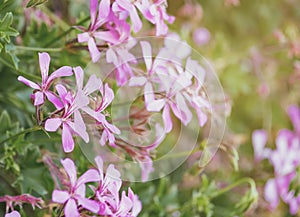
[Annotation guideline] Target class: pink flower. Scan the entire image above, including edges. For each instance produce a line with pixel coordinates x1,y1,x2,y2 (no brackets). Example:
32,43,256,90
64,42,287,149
17,52,73,108
5,211,20,217
52,158,100,217
193,27,211,46
252,129,271,161
77,0,116,62
45,84,90,152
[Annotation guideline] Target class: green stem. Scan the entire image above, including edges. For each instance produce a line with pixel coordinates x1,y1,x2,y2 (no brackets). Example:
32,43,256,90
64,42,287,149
0,126,42,145
0,56,40,81
210,177,256,199
44,16,90,47
15,46,63,52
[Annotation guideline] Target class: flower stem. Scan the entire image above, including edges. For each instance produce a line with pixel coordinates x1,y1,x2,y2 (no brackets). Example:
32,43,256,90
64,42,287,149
15,46,63,52
44,16,90,47
0,57,40,81
0,126,42,145
210,177,256,199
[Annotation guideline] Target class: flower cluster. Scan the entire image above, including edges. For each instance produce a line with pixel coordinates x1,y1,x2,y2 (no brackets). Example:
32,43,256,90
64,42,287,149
18,53,120,153
77,0,175,85
0,194,44,217
52,156,141,217
253,105,300,215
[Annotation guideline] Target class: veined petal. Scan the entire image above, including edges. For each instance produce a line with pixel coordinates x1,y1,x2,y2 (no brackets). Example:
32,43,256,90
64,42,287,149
62,123,75,153
129,7,142,33
39,52,50,84
65,198,80,217
94,31,119,44
52,190,70,204
162,104,172,133
33,91,45,106
140,41,152,72
45,91,63,109
84,74,101,95
68,113,89,143
47,66,73,85
88,38,101,63
128,76,147,86
95,156,104,180
45,118,62,132
98,0,111,19
17,76,40,89
61,158,77,187
90,0,98,27
74,66,84,91
144,82,165,112
77,196,100,213
98,83,114,111
76,169,100,187
77,32,90,43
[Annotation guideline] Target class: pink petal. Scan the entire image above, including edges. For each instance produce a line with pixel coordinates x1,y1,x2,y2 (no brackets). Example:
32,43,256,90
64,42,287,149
95,156,104,180
62,123,75,153
144,82,165,112
55,84,69,104
76,169,100,187
52,190,70,204
17,76,40,89
38,52,50,84
88,38,101,63
84,74,101,95
140,41,152,72
77,32,90,43
98,0,110,19
94,31,119,44
68,120,89,143
47,66,73,85
128,76,147,86
74,66,84,91
129,7,142,33
90,0,98,27
252,129,268,161
118,191,133,215
264,179,279,209
98,83,114,111
65,198,80,217
5,211,21,217
45,91,63,109
288,105,300,133
162,104,172,133
76,196,100,213
33,91,45,106
45,118,62,132
61,158,77,187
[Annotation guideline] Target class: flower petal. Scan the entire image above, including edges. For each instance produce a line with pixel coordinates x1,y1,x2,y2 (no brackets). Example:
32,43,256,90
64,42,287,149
52,190,70,204
45,118,62,132
33,91,45,106
77,196,100,213
61,158,77,187
98,0,110,19
88,38,101,63
77,32,90,43
128,76,147,86
162,104,172,133
17,76,40,89
5,211,21,217
45,91,63,109
47,66,73,85
264,179,279,210
39,52,50,84
74,66,84,91
90,0,98,27
65,198,80,217
140,41,152,72
76,169,100,187
62,123,75,153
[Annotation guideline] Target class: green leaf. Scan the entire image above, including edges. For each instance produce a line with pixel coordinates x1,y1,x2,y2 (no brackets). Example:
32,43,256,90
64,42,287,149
0,110,11,134
26,0,48,8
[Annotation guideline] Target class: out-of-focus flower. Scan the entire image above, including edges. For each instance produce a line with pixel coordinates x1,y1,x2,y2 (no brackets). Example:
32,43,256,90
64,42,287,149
193,28,211,46
18,52,73,108
52,158,100,217
4,211,20,217
255,105,300,214
225,0,240,7
252,129,271,161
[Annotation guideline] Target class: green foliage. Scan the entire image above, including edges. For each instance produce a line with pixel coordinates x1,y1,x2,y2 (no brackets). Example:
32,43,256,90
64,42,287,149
26,0,48,8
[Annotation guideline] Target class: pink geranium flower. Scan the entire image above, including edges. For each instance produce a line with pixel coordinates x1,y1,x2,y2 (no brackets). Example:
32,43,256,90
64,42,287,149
18,52,73,108
52,158,100,217
45,84,90,152
5,211,20,217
